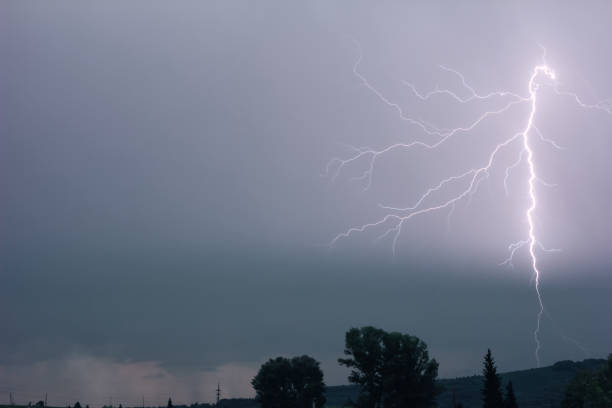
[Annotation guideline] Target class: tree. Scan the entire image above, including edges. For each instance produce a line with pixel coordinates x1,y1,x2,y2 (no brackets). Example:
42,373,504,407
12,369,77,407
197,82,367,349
504,381,518,408
74,403,82,408
481,349,504,408
167,399,173,408
338,326,440,408
252,355,326,408
339,327,385,408
562,354,612,408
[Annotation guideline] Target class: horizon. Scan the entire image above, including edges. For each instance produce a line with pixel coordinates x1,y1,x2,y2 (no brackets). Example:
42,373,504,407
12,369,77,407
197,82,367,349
2,357,607,407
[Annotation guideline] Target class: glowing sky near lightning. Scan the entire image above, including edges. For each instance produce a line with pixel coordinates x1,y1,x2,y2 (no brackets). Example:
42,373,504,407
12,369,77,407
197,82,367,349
2,1,612,404
328,44,609,365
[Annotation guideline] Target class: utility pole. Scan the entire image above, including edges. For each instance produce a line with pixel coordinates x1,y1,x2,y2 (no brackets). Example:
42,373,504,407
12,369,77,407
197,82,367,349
45,393,48,408
215,383,221,407
142,395,144,408
9,392,14,406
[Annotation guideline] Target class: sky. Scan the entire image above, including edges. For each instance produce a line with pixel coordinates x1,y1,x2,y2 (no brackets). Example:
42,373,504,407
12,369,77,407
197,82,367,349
2,1,612,406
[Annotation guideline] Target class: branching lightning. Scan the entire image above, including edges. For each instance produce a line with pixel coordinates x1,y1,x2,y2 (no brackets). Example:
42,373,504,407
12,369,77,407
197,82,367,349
327,45,610,367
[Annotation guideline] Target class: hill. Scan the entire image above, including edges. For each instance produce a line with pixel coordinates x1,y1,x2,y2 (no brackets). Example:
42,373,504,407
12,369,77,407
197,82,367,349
325,358,607,407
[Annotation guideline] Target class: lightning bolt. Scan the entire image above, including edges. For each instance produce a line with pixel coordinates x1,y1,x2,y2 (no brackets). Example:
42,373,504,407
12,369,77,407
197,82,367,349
522,64,555,368
327,45,610,367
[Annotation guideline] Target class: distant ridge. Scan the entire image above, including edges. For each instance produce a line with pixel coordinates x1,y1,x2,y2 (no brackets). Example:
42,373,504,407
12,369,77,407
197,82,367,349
326,358,607,408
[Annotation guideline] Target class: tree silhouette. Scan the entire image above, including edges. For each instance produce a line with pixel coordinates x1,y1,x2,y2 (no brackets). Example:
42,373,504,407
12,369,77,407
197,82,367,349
481,349,504,408
504,381,518,408
338,327,385,408
338,326,440,408
167,398,173,408
562,354,612,408
252,355,326,408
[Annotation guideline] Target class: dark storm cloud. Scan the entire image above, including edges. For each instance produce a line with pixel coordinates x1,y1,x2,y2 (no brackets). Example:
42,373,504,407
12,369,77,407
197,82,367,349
1,0,612,405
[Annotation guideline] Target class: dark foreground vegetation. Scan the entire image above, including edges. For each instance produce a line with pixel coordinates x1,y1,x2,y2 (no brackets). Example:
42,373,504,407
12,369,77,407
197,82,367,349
5,327,610,408
248,327,611,407
327,357,610,407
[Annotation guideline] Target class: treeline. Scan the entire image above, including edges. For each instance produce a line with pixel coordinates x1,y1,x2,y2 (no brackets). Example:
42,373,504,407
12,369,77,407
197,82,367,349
42,326,612,408
251,326,612,408
561,357,612,407
159,399,255,408
252,326,517,408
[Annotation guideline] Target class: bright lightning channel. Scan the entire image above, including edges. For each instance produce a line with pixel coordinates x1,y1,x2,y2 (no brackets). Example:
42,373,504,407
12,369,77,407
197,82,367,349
327,47,610,367
523,64,555,368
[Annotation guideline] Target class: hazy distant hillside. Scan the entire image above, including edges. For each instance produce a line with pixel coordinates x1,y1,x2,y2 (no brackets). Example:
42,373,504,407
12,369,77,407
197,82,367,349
326,358,607,408
2,359,605,408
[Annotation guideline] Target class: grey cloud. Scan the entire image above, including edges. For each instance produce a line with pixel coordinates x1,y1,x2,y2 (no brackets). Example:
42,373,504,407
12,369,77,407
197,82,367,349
1,0,612,404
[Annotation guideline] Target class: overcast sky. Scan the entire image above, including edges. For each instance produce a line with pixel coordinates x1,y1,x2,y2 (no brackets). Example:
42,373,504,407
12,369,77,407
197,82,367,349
2,1,612,406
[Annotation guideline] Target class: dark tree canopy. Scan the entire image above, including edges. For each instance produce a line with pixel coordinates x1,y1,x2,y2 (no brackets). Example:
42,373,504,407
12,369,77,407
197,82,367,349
338,327,385,408
562,354,612,408
504,381,518,408
338,326,440,408
252,355,326,408
481,349,504,408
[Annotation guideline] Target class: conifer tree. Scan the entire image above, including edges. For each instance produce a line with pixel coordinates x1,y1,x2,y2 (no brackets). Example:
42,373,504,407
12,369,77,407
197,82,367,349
504,381,518,408
482,349,504,408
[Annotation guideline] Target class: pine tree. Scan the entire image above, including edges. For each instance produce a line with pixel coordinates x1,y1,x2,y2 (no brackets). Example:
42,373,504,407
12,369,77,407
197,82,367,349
504,381,518,408
482,349,504,408
167,399,173,408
